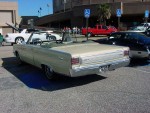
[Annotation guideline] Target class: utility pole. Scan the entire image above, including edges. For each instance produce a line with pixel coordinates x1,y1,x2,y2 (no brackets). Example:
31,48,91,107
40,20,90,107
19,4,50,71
47,4,50,14
116,9,121,31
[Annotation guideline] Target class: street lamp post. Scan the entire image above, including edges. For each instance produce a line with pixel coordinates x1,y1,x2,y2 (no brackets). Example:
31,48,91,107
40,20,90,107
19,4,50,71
38,10,40,17
47,4,50,14
39,7,42,16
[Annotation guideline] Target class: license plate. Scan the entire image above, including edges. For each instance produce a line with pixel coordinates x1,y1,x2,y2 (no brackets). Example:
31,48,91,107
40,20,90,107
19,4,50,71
99,65,109,72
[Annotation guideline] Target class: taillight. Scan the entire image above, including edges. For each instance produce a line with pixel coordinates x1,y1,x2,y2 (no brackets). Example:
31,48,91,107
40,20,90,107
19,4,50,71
71,57,79,65
124,50,129,56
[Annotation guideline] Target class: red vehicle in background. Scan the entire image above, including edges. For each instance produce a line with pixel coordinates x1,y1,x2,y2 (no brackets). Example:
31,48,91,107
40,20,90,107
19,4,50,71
81,25,117,37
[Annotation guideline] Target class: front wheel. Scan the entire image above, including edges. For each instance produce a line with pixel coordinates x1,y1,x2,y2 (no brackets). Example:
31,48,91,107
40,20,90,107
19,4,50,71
15,37,24,44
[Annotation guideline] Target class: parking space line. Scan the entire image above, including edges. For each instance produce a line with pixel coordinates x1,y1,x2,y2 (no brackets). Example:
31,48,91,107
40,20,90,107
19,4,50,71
132,68,150,74
0,60,3,65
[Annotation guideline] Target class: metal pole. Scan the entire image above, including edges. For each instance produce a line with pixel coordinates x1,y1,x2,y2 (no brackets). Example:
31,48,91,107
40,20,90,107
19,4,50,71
146,17,148,24
118,17,120,31
48,6,49,14
86,18,89,41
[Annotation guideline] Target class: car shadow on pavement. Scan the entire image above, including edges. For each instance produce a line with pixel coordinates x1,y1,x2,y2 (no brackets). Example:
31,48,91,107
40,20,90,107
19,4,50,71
129,59,150,67
1,57,106,91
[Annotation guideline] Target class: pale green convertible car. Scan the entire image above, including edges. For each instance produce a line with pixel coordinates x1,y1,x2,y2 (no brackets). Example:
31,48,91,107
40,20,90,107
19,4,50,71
13,31,130,79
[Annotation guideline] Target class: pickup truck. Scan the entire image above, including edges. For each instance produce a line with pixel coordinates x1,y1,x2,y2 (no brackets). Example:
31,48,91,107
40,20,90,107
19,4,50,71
13,31,130,79
82,25,117,37
4,29,37,45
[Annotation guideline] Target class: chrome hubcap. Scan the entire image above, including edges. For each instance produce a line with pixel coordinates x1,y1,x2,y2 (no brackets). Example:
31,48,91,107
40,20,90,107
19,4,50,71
45,66,53,79
16,38,23,44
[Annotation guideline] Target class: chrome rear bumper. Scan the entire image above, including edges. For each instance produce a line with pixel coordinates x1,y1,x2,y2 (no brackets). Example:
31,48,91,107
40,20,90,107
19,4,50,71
69,58,130,77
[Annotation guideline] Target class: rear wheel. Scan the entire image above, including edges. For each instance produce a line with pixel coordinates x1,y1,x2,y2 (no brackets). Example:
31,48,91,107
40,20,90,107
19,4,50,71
15,37,24,44
44,65,54,80
48,36,56,41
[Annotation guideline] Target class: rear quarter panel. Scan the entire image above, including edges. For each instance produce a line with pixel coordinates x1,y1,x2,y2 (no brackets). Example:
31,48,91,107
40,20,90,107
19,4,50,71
33,47,72,76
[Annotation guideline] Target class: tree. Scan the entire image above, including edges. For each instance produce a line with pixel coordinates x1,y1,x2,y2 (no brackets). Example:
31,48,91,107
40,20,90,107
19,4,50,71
97,3,111,25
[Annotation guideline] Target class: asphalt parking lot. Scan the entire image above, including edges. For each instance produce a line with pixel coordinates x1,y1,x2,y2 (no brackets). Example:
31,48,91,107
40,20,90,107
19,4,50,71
0,44,150,113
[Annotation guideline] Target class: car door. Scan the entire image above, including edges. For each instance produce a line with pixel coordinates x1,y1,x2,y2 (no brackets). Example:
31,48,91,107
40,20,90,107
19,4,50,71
21,44,35,65
101,25,108,35
96,25,102,35
21,33,43,65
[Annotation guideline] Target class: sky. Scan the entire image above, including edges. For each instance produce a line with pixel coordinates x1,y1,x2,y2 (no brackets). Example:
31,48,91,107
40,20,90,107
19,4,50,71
18,0,53,16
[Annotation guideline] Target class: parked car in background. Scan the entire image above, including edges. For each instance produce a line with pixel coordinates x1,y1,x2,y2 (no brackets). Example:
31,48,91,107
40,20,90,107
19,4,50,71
13,31,130,79
129,23,150,32
4,29,38,45
95,31,150,60
4,22,58,45
128,25,150,37
81,24,117,37
4,29,62,45
128,26,146,32
0,33,3,46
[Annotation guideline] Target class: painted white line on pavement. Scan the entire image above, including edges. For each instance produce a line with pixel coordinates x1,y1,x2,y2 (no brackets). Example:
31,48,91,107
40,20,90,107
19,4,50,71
0,60,3,65
132,68,150,74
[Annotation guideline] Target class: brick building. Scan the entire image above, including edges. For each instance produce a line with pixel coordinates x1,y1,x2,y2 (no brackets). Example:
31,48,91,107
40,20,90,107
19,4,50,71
0,0,18,35
36,0,150,30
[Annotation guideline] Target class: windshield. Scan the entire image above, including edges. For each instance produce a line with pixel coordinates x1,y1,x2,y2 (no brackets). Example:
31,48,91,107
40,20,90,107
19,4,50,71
26,31,95,48
27,32,48,44
26,31,73,45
